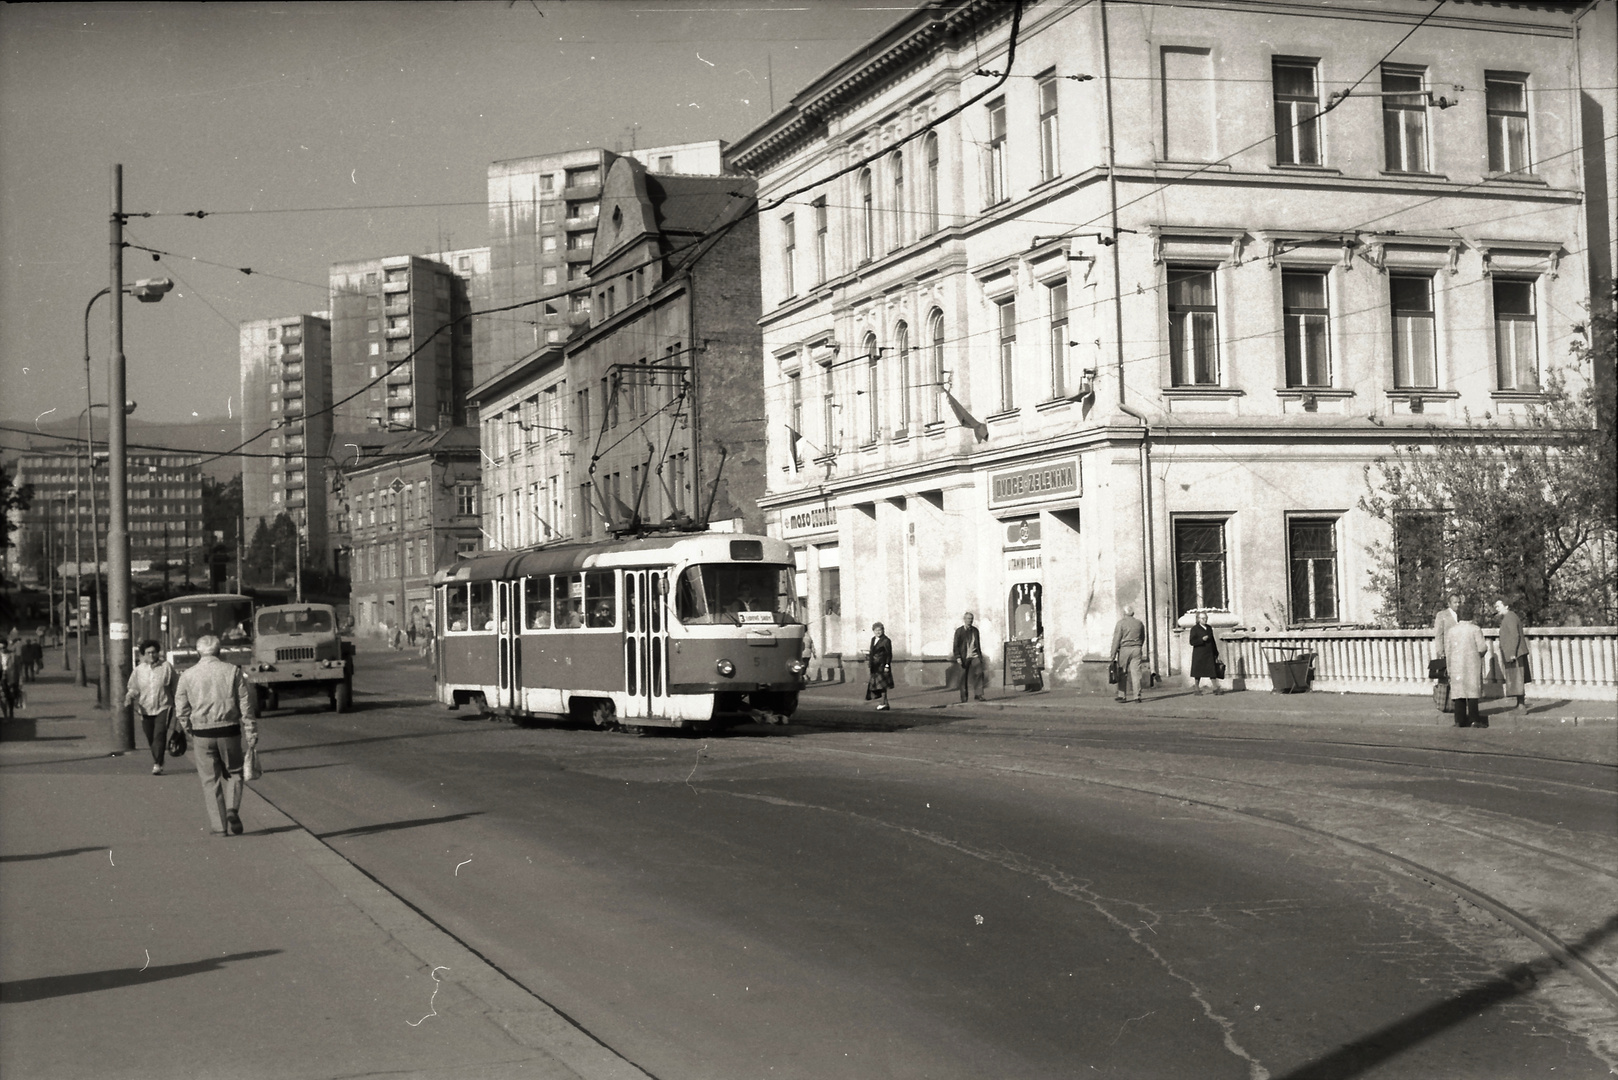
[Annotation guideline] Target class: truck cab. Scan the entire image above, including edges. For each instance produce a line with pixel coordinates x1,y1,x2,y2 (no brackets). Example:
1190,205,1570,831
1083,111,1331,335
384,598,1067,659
245,603,355,712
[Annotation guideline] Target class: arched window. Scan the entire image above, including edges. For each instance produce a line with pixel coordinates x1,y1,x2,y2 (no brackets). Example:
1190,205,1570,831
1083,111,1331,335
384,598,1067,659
858,168,874,262
889,151,905,251
923,133,940,234
864,331,880,443
894,321,911,434
927,308,946,424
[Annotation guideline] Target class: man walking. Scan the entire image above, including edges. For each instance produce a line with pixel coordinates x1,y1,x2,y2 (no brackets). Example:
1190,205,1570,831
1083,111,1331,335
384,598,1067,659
174,635,258,837
952,612,986,703
1494,598,1529,713
1110,606,1148,703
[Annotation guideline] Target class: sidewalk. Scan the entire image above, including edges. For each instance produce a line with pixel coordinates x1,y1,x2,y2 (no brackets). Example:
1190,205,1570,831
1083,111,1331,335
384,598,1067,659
0,651,649,1080
802,669,1618,730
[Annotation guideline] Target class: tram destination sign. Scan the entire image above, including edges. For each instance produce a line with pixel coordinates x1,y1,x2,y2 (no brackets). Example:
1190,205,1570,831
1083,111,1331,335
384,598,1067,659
989,458,1080,508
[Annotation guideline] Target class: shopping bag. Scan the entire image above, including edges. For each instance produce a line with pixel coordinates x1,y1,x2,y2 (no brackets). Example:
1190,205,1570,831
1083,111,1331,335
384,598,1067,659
241,745,262,782
1107,661,1119,685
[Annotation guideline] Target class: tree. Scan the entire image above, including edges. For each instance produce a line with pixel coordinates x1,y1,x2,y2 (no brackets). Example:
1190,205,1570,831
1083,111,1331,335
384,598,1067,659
1361,298,1617,627
1,466,34,588
243,513,299,588
202,473,243,549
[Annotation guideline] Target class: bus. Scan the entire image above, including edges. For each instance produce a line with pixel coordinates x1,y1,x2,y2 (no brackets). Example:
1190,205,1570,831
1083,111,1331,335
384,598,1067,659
131,593,256,673
432,533,808,732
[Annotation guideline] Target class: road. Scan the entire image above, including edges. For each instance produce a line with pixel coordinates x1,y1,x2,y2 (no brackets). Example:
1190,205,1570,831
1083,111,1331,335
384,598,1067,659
246,645,1618,1080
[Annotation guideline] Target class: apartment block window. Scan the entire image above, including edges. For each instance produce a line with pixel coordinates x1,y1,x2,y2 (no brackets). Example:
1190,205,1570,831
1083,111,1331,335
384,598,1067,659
1047,280,1069,398
1273,59,1321,165
924,132,940,234
1382,67,1429,173
1486,73,1530,174
894,321,912,433
1038,73,1061,182
565,166,598,188
1390,274,1437,388
542,235,557,253
864,332,881,443
985,98,1008,206
889,151,905,251
996,297,1017,412
812,197,828,284
1283,270,1331,387
1288,517,1339,622
858,168,874,263
1494,278,1539,391
782,213,796,298
1174,518,1228,616
1162,47,1215,162
1168,267,1219,386
928,308,946,424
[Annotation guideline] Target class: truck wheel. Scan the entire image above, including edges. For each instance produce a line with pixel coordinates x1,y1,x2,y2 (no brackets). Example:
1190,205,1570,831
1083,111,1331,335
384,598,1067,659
257,687,278,713
333,680,352,713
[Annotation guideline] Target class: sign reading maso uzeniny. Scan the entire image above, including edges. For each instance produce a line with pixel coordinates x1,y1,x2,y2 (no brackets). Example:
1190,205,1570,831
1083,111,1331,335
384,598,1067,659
989,459,1079,509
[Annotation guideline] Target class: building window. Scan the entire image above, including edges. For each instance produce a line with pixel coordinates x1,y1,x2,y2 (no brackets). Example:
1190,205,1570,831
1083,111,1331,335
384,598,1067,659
1162,46,1215,162
787,371,803,467
1494,278,1539,391
996,297,1017,412
889,151,905,251
923,132,940,234
927,308,946,424
1288,517,1339,622
985,98,1008,206
858,168,874,263
1038,73,1060,182
565,166,598,188
894,321,911,434
1283,270,1331,387
1393,511,1444,628
1382,66,1428,173
812,197,828,284
1390,274,1437,389
1047,280,1069,399
864,332,880,444
541,235,557,253
782,213,796,298
1273,59,1321,166
1174,519,1227,616
1167,267,1219,386
1486,73,1530,174
657,155,674,173
456,483,478,517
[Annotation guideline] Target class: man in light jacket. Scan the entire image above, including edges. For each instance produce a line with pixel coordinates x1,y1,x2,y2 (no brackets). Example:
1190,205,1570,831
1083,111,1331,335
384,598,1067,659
1432,593,1461,660
1110,606,1148,704
174,635,258,836
1494,598,1529,712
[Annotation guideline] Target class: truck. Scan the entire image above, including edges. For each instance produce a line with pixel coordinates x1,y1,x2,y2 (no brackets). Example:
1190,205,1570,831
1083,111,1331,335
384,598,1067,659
244,603,355,713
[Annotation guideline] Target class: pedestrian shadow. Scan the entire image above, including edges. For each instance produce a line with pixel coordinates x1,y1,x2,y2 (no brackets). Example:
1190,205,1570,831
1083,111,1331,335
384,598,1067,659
317,810,484,841
1525,698,1573,715
0,845,106,864
0,950,282,1004
1273,912,1618,1079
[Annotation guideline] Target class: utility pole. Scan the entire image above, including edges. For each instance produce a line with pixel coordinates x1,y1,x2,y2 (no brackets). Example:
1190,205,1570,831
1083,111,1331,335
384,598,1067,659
294,511,304,603
108,164,134,751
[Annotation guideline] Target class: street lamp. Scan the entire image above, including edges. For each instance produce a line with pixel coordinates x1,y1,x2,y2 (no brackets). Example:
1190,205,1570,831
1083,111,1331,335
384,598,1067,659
103,163,174,750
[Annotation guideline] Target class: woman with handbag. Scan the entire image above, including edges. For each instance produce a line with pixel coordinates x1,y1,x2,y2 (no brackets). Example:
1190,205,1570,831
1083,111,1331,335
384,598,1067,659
1188,612,1223,695
126,640,178,775
865,622,894,711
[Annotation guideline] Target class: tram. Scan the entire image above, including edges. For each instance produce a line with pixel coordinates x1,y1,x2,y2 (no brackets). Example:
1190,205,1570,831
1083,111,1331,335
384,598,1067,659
431,533,808,731
131,593,256,672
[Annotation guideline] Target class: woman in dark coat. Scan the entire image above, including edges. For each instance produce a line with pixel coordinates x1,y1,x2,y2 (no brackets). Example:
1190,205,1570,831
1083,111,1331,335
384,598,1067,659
1188,611,1222,694
865,622,894,710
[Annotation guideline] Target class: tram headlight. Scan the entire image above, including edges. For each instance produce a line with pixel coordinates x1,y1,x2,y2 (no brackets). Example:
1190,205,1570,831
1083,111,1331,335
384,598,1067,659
788,659,807,675
716,658,736,678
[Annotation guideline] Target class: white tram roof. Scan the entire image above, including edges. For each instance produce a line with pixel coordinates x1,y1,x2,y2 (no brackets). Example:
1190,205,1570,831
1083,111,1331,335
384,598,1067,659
431,533,793,586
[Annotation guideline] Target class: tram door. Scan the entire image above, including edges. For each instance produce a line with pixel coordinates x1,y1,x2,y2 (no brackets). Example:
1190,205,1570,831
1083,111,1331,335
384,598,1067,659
623,569,670,719
495,580,519,711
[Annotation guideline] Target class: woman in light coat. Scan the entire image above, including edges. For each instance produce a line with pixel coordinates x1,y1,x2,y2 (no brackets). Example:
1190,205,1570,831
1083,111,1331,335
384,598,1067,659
126,639,179,774
1444,605,1489,729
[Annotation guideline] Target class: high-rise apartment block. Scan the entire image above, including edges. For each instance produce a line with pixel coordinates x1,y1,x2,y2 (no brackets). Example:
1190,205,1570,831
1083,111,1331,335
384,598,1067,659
240,313,333,569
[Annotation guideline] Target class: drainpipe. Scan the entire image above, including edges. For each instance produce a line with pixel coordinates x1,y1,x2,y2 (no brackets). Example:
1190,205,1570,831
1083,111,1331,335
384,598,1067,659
1101,0,1161,677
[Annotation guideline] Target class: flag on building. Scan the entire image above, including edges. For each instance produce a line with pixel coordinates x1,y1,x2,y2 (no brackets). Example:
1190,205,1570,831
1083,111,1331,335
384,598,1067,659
945,391,989,442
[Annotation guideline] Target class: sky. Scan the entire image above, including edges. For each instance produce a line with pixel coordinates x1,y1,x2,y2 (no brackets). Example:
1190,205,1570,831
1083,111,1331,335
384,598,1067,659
0,0,907,432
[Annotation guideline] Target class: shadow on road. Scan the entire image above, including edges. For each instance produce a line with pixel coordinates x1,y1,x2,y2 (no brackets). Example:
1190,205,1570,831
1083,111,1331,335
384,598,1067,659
316,811,485,841
0,845,107,864
0,950,282,1004
1275,913,1618,1079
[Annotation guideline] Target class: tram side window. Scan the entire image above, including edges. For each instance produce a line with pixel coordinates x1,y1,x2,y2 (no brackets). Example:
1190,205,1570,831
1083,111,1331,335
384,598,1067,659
585,570,617,628
555,574,585,628
468,582,494,631
524,575,553,629
445,585,470,632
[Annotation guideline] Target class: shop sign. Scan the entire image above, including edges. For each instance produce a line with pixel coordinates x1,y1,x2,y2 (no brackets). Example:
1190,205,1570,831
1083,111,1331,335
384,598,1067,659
1006,553,1043,574
989,458,1079,508
1004,519,1042,548
782,504,837,537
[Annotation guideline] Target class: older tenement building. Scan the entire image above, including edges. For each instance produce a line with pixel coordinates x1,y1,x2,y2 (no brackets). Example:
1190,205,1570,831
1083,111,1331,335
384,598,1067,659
727,0,1607,686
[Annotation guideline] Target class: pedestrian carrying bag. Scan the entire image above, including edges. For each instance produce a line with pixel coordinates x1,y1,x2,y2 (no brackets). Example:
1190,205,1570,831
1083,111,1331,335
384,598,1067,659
1107,660,1120,685
167,728,187,758
1215,660,1227,680
241,745,262,782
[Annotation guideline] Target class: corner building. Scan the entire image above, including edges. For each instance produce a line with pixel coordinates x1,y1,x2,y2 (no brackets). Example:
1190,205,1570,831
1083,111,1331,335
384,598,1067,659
727,0,1601,687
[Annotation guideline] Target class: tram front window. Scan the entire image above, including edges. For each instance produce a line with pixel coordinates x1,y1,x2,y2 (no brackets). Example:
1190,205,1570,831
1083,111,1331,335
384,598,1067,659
676,564,795,625
171,600,254,646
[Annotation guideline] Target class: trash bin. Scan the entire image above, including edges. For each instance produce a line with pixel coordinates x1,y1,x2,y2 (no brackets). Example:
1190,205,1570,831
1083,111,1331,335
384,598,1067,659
1264,648,1316,693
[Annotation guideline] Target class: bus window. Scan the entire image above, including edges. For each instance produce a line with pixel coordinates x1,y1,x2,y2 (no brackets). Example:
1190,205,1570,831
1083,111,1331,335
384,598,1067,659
468,582,494,631
445,584,470,632
675,564,796,625
171,599,254,645
555,574,584,628
585,571,616,628
524,576,553,629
